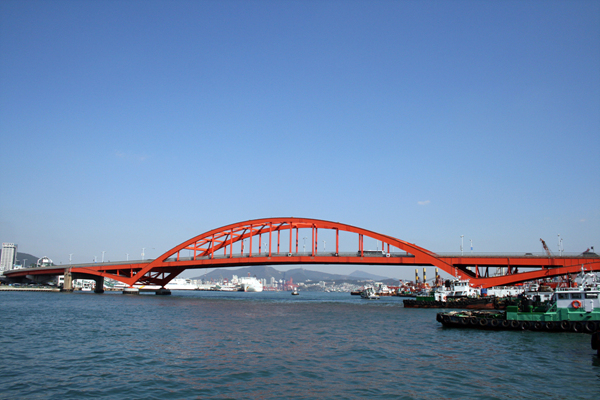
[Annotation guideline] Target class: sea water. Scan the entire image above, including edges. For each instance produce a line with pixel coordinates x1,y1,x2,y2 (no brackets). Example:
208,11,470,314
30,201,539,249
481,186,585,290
1,291,598,399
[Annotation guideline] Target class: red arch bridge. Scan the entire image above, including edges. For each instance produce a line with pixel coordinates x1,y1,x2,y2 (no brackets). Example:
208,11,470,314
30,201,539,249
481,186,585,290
6,217,599,292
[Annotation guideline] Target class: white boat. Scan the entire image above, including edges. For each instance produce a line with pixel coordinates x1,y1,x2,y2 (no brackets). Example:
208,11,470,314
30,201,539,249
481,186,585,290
361,287,380,300
375,282,393,296
165,278,198,290
484,286,523,298
238,276,263,292
291,289,299,295
432,279,480,301
522,283,554,302
215,283,238,291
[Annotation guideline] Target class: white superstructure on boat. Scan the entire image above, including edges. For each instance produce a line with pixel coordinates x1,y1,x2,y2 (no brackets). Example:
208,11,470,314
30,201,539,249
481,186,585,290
239,276,263,292
165,278,198,290
433,279,480,301
361,287,380,299
484,286,523,298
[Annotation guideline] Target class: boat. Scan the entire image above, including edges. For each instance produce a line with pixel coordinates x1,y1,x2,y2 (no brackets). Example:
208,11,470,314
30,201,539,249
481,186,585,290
521,283,554,303
165,278,198,290
374,282,394,296
405,279,501,309
291,289,299,295
403,279,526,309
238,275,263,292
436,272,600,333
214,278,238,291
360,287,380,300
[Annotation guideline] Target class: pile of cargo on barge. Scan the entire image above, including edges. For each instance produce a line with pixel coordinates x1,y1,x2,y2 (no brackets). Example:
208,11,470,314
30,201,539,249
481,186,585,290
436,272,600,333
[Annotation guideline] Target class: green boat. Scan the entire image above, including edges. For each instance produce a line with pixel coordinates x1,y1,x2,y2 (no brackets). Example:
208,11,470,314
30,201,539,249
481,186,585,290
436,272,600,333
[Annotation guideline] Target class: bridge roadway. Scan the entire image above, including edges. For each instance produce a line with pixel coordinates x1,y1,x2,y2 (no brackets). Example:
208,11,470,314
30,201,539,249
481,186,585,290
5,251,599,291
4,217,599,289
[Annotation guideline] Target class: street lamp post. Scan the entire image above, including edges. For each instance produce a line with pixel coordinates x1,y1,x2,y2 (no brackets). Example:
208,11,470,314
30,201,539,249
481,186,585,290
102,251,105,263
126,253,129,261
303,237,307,255
460,235,464,255
142,248,145,261
558,234,563,256
69,254,73,265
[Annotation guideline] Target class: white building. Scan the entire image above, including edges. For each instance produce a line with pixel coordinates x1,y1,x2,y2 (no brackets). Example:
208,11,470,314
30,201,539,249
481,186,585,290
1,243,18,274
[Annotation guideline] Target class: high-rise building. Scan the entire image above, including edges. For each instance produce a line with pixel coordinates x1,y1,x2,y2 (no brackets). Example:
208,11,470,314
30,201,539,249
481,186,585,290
1,243,18,273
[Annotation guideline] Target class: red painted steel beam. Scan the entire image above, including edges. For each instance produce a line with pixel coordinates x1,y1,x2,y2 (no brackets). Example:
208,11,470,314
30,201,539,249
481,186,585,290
6,217,599,289
7,254,600,289
467,262,600,287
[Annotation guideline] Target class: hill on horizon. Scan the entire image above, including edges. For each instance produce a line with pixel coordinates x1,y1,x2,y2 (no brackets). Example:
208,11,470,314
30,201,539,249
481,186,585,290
190,265,397,284
348,270,390,281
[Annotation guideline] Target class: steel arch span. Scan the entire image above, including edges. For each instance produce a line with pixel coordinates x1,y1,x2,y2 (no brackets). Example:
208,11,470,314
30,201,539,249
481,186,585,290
72,217,456,287
10,217,599,288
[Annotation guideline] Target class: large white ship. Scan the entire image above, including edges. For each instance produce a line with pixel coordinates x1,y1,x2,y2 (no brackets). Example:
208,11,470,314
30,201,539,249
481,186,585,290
165,278,198,290
238,276,263,292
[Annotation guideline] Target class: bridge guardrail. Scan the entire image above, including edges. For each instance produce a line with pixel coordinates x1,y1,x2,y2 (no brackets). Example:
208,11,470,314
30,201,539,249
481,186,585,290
164,251,414,261
435,252,598,258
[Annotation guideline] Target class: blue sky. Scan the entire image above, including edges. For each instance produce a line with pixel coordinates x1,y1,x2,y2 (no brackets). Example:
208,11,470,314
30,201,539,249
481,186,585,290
1,0,598,279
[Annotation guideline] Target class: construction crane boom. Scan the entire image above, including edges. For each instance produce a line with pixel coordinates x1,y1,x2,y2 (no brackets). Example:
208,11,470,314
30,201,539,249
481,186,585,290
540,238,552,257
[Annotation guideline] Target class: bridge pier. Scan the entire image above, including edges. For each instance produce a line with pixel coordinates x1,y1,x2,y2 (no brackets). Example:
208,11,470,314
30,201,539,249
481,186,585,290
155,288,171,295
122,287,140,295
94,276,104,294
61,269,74,292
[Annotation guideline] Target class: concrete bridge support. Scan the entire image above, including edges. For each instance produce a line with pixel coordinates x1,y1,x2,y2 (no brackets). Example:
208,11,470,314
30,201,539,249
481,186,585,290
61,269,73,292
123,287,140,295
94,276,104,294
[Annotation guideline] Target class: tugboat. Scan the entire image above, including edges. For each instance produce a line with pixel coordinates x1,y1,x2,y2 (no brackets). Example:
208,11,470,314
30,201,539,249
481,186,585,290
436,272,600,333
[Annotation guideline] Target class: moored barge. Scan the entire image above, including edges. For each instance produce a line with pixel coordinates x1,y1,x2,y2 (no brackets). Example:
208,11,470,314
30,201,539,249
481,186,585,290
406,296,518,310
436,272,600,333
404,279,523,310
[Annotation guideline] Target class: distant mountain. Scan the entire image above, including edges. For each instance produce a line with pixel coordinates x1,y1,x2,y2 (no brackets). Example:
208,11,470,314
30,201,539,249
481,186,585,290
191,266,395,284
349,270,390,281
193,266,285,282
17,253,40,268
278,268,353,282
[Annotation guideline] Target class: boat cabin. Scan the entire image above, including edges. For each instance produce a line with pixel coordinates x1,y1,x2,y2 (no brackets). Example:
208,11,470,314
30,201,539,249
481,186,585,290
552,288,600,312
433,279,480,301
551,273,600,312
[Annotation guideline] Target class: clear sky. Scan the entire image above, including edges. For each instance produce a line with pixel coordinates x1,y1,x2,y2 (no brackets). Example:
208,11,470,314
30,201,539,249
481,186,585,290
1,0,598,280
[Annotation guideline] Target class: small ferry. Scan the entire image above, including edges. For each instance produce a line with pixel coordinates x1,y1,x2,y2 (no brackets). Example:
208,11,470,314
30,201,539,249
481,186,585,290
436,272,600,333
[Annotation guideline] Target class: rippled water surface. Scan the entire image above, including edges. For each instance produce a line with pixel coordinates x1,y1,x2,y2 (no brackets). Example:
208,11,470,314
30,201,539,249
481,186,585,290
1,290,599,399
